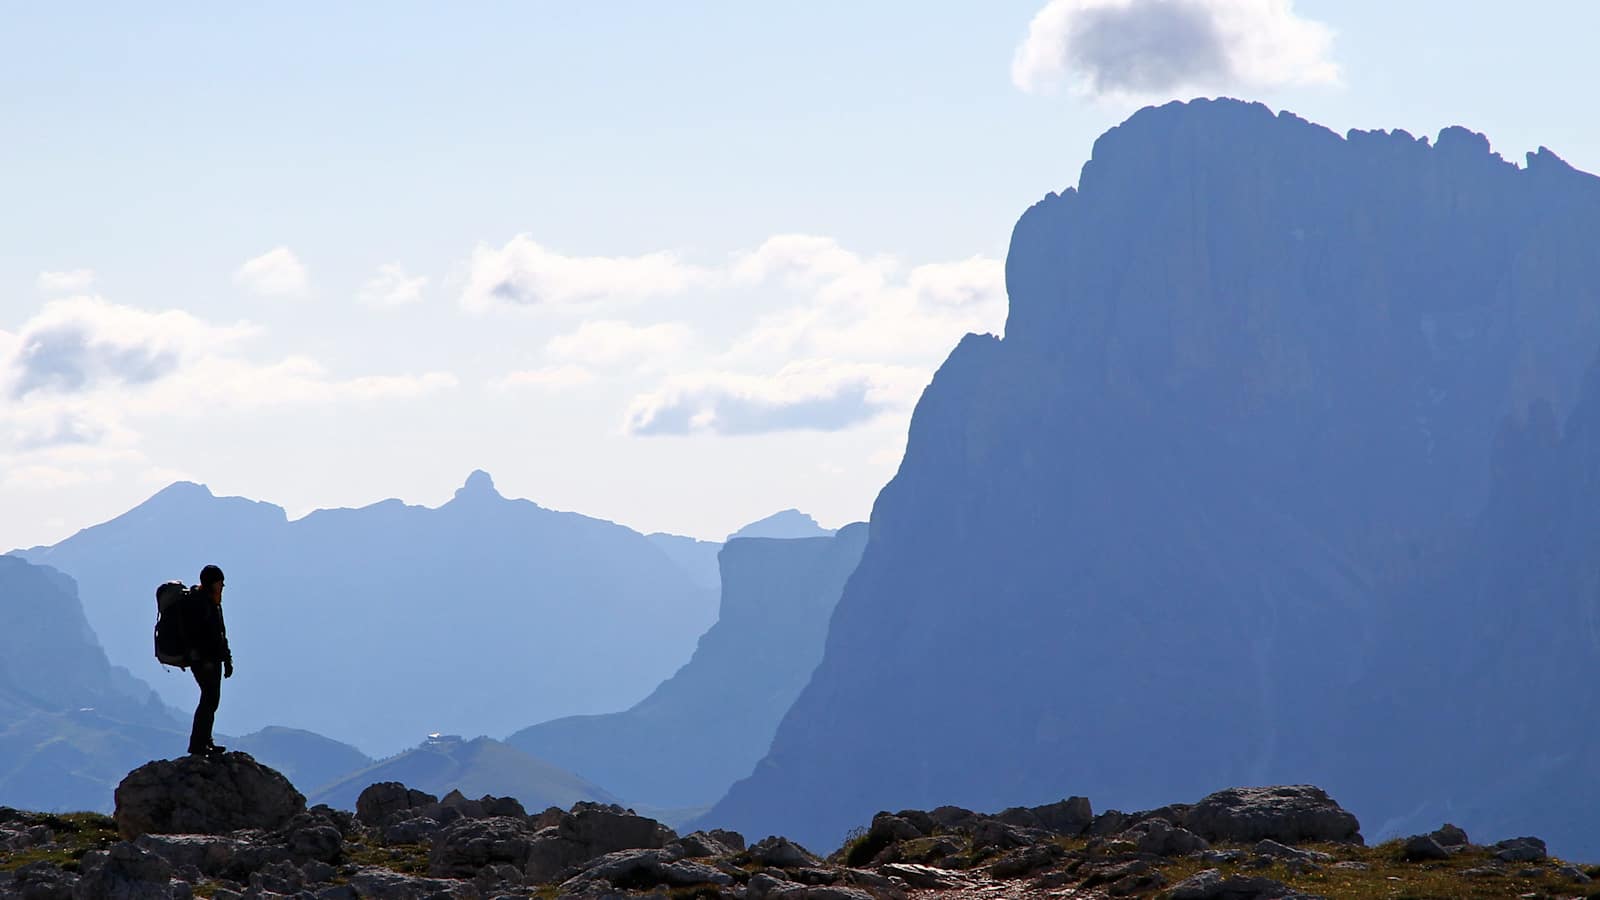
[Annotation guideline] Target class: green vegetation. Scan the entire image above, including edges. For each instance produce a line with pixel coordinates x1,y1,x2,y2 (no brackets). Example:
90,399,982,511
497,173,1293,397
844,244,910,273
0,812,118,873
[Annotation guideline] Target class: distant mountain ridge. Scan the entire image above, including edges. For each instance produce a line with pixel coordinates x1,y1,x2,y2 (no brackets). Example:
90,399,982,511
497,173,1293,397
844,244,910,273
14,470,719,756
509,524,868,811
312,735,618,813
700,98,1600,857
728,510,833,541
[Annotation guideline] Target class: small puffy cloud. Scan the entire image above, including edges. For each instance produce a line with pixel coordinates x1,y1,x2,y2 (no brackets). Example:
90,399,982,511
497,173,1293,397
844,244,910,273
359,263,427,307
461,235,705,312
545,320,694,369
235,246,309,297
1011,0,1338,99
624,360,925,436
36,269,95,293
488,365,595,392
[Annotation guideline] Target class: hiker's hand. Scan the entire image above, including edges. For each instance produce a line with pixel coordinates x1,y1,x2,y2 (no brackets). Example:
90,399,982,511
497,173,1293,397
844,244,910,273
224,661,234,679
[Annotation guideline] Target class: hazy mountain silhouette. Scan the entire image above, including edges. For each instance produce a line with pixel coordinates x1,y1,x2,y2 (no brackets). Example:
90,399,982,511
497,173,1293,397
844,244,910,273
507,524,868,812
700,99,1600,854
646,532,723,592
0,556,178,811
312,735,619,813
13,470,718,756
727,510,834,541
232,726,374,796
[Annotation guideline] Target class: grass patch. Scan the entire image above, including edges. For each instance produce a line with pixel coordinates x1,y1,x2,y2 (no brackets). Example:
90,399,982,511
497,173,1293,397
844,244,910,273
0,812,119,873
343,841,430,876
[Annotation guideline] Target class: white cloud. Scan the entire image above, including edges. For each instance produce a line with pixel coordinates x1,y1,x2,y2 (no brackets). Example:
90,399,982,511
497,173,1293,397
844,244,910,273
235,246,309,297
721,236,1006,364
359,263,427,307
1011,0,1338,99
624,360,926,436
545,320,695,369
0,297,456,465
488,365,596,392
461,235,706,312
36,269,96,293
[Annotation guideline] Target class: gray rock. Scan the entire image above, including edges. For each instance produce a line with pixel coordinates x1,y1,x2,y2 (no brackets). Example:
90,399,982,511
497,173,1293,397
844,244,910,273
286,824,343,864
1559,864,1593,883
383,816,442,844
867,814,923,844
1253,839,1330,861
1401,834,1450,861
1429,823,1469,847
13,861,78,900
354,782,438,827
134,833,291,880
1028,796,1093,835
561,847,734,890
987,843,1063,877
428,815,537,878
1491,836,1546,862
749,835,822,868
1127,818,1209,856
667,830,739,858
346,865,479,899
927,806,980,832
1185,786,1361,845
113,753,306,840
1166,867,1298,899
708,828,746,852
969,819,1036,853
877,862,962,889
72,841,178,900
302,860,338,883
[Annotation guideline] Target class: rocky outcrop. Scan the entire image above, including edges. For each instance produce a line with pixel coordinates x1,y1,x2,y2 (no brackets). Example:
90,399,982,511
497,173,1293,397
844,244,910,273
509,524,869,810
2,782,1583,900
1184,786,1361,844
699,98,1600,856
113,752,304,839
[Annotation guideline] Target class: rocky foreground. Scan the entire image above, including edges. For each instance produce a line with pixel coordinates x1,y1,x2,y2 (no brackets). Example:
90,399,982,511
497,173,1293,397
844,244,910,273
1,754,1597,899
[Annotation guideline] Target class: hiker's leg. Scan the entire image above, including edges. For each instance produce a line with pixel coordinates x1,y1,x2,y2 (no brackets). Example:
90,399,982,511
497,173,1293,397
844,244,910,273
188,662,221,752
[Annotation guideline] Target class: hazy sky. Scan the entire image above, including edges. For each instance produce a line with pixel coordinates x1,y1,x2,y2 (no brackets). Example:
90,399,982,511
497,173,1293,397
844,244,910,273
3,1,1597,551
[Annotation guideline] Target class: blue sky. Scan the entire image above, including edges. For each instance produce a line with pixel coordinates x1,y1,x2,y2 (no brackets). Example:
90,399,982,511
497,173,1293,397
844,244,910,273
3,1,1597,551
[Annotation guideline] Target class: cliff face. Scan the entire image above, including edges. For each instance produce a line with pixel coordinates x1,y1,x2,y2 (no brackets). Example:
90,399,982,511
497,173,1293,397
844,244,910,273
510,524,868,812
15,470,718,756
702,99,1600,853
0,556,179,812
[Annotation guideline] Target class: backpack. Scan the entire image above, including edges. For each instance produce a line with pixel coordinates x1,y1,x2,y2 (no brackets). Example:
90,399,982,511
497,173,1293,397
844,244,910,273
154,580,191,669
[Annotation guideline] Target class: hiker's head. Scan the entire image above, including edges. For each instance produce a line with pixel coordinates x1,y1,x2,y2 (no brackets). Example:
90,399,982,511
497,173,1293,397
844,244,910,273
200,564,225,602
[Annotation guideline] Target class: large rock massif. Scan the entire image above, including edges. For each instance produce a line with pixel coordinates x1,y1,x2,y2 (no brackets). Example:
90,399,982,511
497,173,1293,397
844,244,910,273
12,470,719,755
509,525,869,812
702,99,1600,856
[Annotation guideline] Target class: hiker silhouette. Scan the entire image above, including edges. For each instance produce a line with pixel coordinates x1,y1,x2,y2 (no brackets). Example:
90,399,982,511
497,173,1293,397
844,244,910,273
185,564,233,756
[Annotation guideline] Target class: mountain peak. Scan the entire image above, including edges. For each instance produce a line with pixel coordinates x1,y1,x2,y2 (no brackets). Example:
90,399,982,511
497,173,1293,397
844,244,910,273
454,470,501,502
729,509,833,541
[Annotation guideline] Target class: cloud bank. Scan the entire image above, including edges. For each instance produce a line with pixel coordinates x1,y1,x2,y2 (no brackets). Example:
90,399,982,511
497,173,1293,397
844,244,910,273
1012,0,1338,99
624,361,926,436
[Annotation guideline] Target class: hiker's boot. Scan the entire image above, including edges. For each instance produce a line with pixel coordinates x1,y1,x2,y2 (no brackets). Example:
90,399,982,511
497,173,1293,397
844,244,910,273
204,744,227,756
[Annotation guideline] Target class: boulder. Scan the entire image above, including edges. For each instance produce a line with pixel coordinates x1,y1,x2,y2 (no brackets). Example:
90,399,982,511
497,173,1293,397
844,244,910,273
428,816,538,878
560,847,735,891
12,860,79,900
749,835,823,868
1492,836,1547,862
113,753,305,840
71,841,180,900
1429,823,1469,847
1401,834,1450,862
354,782,437,827
133,833,290,880
1166,868,1297,899
347,865,478,898
669,830,741,858
1252,839,1330,862
1127,818,1209,856
521,803,678,882
1184,785,1361,845
1028,796,1093,835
